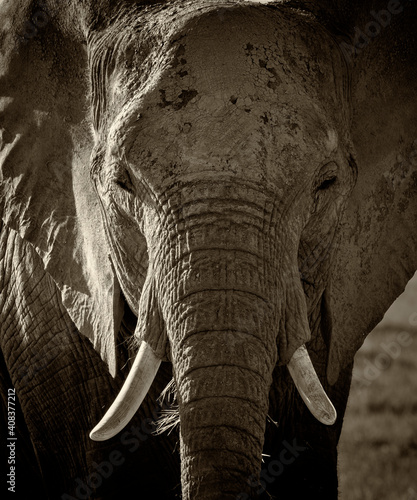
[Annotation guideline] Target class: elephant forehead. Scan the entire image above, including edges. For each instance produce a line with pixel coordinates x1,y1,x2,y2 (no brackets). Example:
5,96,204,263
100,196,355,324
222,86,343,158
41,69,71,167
122,87,336,193
134,9,332,118
107,6,343,189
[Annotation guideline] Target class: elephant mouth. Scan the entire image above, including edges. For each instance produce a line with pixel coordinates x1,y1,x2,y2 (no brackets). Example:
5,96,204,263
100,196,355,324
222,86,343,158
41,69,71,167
89,339,336,442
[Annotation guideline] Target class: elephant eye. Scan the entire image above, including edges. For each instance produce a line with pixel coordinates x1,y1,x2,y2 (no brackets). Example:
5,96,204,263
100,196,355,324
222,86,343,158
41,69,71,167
314,162,338,193
112,165,135,194
115,176,134,193
317,175,337,191
312,163,339,214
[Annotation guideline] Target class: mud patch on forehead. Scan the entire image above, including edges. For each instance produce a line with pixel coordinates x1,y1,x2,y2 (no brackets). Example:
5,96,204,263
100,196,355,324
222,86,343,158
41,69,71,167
158,88,199,111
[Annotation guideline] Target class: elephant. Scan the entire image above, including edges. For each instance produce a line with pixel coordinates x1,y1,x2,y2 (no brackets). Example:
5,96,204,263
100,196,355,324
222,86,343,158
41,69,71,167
1,0,416,498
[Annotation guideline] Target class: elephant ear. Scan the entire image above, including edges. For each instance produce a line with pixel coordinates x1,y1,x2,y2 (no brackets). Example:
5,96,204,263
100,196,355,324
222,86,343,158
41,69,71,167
0,2,123,376
327,1,417,384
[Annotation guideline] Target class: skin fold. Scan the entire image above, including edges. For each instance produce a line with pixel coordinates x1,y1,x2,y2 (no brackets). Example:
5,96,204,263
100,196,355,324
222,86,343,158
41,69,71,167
0,1,416,499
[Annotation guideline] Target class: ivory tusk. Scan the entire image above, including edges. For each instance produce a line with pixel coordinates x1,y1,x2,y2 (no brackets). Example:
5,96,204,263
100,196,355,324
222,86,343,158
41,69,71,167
90,341,162,441
287,344,337,426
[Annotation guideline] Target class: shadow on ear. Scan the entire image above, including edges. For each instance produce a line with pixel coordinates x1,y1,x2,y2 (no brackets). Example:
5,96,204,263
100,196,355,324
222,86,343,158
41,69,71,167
0,3,123,376
327,1,417,385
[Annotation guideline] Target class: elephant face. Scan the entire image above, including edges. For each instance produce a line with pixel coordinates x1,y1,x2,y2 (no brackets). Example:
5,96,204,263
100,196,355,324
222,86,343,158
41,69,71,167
92,6,356,348
89,6,356,497
2,1,416,499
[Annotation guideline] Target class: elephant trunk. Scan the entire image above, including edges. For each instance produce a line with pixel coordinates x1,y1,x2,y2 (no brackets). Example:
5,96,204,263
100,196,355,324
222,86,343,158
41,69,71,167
169,288,275,499
155,193,281,497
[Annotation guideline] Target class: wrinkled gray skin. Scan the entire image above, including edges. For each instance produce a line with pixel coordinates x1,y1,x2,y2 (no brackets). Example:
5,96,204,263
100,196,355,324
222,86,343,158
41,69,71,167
1,0,416,499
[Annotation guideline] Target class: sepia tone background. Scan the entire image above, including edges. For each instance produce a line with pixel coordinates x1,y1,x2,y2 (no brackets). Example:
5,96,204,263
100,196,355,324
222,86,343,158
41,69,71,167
339,274,417,500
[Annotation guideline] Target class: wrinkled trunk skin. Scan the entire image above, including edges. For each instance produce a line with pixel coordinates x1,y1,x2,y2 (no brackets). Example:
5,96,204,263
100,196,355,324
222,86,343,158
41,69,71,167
169,263,277,499
170,275,277,500
178,359,271,499
146,186,289,498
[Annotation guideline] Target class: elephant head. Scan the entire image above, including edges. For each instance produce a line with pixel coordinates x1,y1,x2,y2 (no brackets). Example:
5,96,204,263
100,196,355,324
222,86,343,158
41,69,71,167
87,4,355,496
1,0,416,499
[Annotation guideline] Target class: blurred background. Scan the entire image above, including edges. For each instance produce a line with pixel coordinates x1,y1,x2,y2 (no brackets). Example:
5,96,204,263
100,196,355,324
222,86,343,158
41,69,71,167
338,274,417,500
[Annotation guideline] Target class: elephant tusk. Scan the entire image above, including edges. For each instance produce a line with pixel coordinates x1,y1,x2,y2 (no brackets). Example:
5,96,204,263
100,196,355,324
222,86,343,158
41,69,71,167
287,344,337,426
90,341,162,441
